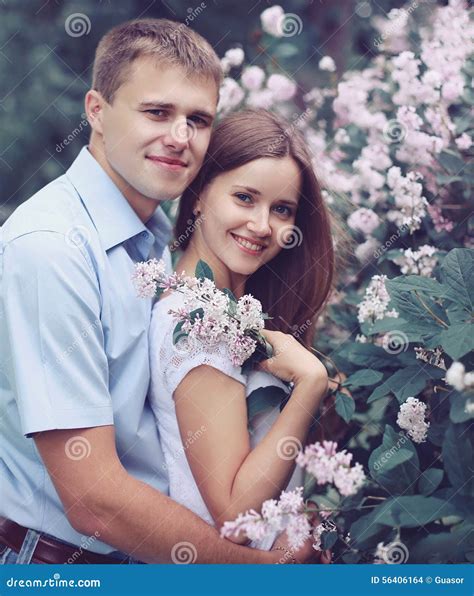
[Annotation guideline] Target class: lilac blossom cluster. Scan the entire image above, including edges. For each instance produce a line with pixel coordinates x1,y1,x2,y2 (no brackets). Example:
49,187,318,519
357,275,399,324
396,397,430,443
296,441,366,497
132,259,265,366
220,487,313,550
393,244,438,277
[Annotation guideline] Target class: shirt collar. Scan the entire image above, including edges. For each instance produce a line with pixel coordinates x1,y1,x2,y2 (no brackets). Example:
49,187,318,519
66,147,173,259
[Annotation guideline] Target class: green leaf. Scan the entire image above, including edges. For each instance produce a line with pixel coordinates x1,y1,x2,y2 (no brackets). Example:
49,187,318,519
195,259,214,281
367,366,441,404
246,386,286,423
321,531,338,550
389,291,448,329
386,275,444,297
440,248,474,312
223,287,237,303
189,307,205,323
450,391,474,423
172,321,186,345
375,495,457,527
408,523,474,563
438,323,474,359
442,422,474,495
342,369,383,388
335,391,355,423
368,425,419,495
438,149,465,174
418,468,444,496
349,512,388,551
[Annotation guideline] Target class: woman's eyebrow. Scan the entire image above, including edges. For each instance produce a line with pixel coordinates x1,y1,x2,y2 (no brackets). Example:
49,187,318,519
231,185,261,195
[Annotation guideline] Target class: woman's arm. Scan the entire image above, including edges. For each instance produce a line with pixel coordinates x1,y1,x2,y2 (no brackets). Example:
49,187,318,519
173,334,328,530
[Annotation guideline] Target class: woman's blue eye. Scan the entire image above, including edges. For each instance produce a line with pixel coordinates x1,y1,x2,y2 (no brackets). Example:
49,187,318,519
273,205,293,217
235,193,252,203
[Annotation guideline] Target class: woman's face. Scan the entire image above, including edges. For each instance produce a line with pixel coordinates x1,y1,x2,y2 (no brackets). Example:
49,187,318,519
192,156,302,285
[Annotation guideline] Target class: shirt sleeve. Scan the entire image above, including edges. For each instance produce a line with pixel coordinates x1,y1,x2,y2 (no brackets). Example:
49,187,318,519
1,231,114,436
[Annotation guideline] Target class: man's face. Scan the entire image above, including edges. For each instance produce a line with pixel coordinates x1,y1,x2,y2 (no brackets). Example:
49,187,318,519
97,55,218,203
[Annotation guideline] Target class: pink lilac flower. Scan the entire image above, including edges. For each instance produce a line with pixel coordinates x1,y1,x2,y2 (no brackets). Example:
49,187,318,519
296,441,366,497
218,78,245,114
427,203,454,233
397,397,429,443
347,208,380,236
132,259,167,298
266,73,297,102
241,66,265,91
455,133,472,151
220,487,313,550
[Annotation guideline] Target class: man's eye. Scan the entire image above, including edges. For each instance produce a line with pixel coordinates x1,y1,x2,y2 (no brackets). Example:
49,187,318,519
235,193,252,203
146,109,166,117
188,115,208,127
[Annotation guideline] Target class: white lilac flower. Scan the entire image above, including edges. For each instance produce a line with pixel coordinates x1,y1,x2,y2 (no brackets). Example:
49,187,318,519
355,237,380,263
445,361,474,392
386,167,429,233
241,66,265,91
393,245,438,277
296,441,366,497
397,397,429,443
223,47,245,68
319,56,336,72
357,275,399,324
260,5,285,37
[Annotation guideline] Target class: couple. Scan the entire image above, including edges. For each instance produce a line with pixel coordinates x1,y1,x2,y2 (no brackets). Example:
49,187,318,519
0,18,334,565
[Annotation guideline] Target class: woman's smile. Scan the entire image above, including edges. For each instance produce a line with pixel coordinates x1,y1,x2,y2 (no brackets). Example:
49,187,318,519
230,233,267,256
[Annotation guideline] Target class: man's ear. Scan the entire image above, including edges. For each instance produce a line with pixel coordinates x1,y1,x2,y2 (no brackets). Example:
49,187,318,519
85,89,106,135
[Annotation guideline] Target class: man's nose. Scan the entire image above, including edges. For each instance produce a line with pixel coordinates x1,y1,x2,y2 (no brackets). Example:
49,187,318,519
162,116,192,151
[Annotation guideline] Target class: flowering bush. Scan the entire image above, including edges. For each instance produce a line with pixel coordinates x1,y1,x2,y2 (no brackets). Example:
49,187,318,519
216,0,474,563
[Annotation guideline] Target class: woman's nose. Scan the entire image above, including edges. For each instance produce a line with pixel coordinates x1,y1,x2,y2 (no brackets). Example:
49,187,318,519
247,210,271,237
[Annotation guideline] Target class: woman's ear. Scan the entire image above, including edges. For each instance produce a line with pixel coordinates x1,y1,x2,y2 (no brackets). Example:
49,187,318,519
192,199,201,217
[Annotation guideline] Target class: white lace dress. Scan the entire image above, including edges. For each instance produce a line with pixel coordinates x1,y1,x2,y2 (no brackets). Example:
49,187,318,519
149,291,304,551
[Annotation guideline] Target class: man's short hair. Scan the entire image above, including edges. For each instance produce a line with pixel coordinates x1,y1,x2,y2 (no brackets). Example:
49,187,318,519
92,18,222,103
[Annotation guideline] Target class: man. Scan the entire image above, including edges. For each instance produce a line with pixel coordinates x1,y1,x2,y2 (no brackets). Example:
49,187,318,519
0,18,318,564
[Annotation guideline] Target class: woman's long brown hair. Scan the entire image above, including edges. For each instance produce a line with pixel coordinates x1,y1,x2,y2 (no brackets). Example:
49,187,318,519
175,109,335,347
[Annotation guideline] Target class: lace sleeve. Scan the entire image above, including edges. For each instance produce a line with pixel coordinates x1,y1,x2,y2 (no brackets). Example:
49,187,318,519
151,294,246,399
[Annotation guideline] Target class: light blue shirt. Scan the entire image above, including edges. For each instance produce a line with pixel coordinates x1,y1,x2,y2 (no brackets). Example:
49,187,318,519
0,147,172,554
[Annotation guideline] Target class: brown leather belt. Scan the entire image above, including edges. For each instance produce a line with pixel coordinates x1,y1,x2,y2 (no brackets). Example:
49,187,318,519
0,516,129,564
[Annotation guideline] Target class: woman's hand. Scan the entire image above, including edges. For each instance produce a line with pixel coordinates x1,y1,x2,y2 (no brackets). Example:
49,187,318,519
257,329,328,389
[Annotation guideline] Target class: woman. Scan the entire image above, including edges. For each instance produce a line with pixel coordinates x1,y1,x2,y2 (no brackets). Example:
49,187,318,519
149,109,334,554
